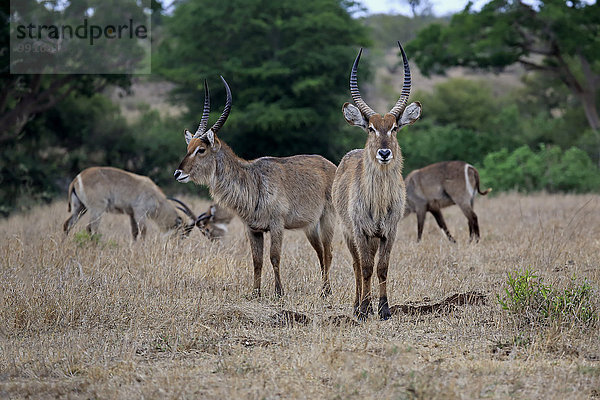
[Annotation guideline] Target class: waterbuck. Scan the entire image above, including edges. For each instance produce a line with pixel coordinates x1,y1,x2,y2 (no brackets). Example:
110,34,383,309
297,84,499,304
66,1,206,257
332,42,422,320
63,167,197,239
174,77,337,297
196,204,234,240
404,161,491,243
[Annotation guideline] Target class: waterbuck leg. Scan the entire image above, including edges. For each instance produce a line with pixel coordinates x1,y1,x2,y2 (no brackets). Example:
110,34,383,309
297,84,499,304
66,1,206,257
416,209,426,242
458,204,480,243
344,233,362,314
86,210,103,236
63,205,87,235
319,210,335,297
377,232,396,320
429,209,456,243
304,226,329,297
129,214,139,240
356,234,379,321
269,227,285,297
132,209,148,240
247,228,264,297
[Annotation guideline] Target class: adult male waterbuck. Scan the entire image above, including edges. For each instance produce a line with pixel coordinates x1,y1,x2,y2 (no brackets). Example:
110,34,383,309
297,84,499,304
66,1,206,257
63,167,197,239
196,204,234,240
332,42,422,320
404,161,491,243
174,77,337,297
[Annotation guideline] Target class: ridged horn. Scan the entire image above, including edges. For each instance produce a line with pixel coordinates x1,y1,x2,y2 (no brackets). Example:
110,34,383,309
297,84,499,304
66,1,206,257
209,75,232,135
389,41,412,118
168,197,196,220
194,79,210,137
350,48,376,119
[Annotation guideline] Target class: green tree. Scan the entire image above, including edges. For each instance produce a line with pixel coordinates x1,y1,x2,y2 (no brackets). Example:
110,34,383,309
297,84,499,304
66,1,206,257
156,0,369,161
407,0,600,134
0,0,150,139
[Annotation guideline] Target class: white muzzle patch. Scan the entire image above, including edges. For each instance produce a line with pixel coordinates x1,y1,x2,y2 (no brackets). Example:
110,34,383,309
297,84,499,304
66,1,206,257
376,149,393,165
174,169,190,183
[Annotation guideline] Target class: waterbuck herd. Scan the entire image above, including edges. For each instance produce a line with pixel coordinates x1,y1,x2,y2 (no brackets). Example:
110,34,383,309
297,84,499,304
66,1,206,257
62,43,490,320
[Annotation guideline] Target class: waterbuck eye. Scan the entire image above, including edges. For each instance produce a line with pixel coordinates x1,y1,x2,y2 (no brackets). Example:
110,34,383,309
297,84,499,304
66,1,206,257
198,148,206,154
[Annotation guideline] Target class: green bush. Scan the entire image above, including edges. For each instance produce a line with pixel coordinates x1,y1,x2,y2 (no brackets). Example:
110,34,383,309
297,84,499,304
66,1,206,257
498,268,598,326
400,122,494,173
480,145,600,193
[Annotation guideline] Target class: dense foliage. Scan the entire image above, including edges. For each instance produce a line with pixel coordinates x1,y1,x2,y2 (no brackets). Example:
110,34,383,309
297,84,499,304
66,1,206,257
406,0,600,157
1,0,600,216
156,0,369,161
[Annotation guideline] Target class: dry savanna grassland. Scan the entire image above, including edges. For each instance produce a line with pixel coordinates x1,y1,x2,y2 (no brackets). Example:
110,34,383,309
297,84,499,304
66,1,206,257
1,192,599,399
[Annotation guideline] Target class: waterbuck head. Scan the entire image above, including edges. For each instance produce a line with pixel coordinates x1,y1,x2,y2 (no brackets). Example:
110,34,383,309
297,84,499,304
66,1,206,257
342,42,422,166
167,197,197,237
174,76,232,185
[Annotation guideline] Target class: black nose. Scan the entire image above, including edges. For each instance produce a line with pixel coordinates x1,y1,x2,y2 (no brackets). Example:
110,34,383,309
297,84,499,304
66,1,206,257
174,170,181,179
378,149,391,159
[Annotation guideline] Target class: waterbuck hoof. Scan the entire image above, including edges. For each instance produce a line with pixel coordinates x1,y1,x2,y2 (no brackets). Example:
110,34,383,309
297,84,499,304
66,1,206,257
274,287,284,298
246,289,261,300
356,311,369,322
357,299,373,321
448,237,457,244
378,297,391,320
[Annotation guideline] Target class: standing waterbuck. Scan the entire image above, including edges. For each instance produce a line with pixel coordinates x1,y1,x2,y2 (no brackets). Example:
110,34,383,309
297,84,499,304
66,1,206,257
173,77,337,297
404,161,491,243
63,167,197,239
333,42,422,320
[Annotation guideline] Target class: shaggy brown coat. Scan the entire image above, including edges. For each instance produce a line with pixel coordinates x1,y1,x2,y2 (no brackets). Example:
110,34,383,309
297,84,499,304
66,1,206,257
63,167,195,239
405,161,491,242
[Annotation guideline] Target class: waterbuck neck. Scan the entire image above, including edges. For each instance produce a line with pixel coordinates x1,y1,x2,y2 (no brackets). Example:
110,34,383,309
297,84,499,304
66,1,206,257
209,143,260,222
361,147,405,221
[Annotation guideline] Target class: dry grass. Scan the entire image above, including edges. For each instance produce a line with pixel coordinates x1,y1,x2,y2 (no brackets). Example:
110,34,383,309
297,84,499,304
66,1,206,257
1,193,599,399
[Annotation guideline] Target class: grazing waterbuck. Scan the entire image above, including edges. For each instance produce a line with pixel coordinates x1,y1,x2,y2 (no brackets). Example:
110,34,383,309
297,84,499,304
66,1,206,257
333,42,422,320
173,77,337,297
63,167,197,239
196,204,234,240
404,161,491,243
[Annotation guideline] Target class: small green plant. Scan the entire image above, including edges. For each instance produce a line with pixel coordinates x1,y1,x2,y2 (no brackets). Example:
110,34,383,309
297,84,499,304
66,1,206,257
498,269,598,326
73,230,102,247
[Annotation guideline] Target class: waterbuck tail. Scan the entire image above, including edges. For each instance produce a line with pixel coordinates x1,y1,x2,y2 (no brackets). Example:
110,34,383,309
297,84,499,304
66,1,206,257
471,166,491,195
67,179,75,212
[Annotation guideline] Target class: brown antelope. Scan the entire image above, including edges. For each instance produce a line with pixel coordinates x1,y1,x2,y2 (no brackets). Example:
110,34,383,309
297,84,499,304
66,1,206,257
332,42,422,320
196,204,234,240
404,161,491,243
174,77,337,297
63,167,197,239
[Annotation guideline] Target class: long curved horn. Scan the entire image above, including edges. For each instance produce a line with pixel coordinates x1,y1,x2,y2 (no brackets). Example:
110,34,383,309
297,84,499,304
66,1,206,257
209,75,232,135
194,79,211,137
389,41,412,118
167,197,196,220
350,48,376,119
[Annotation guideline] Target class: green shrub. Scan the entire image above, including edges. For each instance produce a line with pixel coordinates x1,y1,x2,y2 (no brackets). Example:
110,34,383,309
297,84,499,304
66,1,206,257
480,145,600,193
498,268,598,326
73,231,102,247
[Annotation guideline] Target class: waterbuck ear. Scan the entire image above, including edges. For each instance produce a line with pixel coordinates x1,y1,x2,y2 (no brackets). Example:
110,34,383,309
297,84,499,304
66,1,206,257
203,129,215,147
342,102,368,129
398,102,422,128
184,129,193,145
